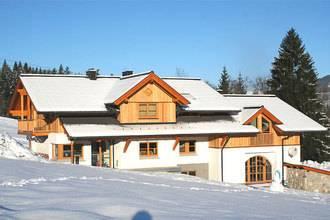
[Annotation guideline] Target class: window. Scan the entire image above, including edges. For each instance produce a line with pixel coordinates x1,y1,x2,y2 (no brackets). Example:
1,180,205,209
249,116,271,133
181,171,196,176
74,145,83,157
262,117,270,133
63,145,71,158
138,103,158,118
139,142,158,158
251,118,257,128
63,144,83,158
179,141,196,155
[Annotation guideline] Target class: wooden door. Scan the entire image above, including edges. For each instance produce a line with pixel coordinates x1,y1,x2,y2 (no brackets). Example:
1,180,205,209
245,156,272,184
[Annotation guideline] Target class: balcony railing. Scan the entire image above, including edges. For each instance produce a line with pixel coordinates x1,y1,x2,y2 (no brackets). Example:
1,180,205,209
249,133,274,146
18,119,58,135
18,120,34,134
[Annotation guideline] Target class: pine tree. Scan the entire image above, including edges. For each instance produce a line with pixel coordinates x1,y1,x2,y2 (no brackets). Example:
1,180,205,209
17,61,23,73
0,60,12,115
64,66,71,75
58,64,64,74
23,62,29,73
51,68,57,74
217,66,231,94
231,73,247,94
268,28,329,161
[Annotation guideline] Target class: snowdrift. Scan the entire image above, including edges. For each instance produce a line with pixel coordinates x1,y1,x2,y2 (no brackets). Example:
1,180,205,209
0,117,44,161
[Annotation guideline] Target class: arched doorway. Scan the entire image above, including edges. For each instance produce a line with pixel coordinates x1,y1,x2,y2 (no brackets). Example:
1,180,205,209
245,156,272,184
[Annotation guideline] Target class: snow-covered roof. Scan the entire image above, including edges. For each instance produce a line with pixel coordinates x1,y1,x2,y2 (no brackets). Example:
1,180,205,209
19,72,239,113
20,74,118,112
104,72,150,104
163,78,239,112
224,95,327,132
241,107,262,123
62,115,258,138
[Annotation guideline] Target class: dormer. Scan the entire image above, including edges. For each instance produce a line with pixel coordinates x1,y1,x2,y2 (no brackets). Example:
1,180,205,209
108,71,190,124
243,106,283,134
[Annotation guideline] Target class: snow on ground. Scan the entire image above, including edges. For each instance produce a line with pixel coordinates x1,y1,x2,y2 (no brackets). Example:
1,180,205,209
0,117,44,161
303,160,330,171
0,159,329,220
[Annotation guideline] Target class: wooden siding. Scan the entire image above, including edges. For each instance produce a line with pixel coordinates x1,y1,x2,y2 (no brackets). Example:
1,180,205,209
118,83,177,123
209,112,301,148
9,85,65,136
209,134,300,148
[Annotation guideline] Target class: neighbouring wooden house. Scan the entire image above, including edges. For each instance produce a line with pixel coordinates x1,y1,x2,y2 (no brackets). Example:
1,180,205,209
8,70,326,184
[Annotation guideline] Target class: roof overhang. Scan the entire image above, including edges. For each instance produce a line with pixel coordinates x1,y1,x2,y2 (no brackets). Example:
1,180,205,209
113,71,190,106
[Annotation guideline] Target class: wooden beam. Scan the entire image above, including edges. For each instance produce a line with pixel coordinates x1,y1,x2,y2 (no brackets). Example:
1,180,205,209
9,110,28,116
27,96,31,120
123,139,131,153
17,88,27,95
20,94,24,120
172,137,180,151
98,142,103,167
70,141,74,164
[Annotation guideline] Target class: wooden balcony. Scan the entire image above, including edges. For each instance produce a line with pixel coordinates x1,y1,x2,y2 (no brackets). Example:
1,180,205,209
226,132,300,147
18,118,63,136
249,133,274,146
18,120,34,134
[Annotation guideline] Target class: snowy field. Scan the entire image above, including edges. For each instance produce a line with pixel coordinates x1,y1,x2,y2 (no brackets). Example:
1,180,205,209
0,158,330,220
0,117,330,219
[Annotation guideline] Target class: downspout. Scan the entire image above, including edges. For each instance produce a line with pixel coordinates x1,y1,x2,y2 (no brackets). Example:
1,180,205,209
221,136,230,182
281,135,290,185
111,140,115,169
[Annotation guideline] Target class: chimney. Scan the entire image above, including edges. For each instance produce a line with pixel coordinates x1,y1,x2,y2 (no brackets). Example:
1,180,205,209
122,70,133,77
86,68,98,80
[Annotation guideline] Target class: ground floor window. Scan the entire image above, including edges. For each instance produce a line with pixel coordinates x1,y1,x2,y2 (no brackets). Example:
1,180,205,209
179,140,196,155
245,156,272,184
181,171,196,176
63,145,71,158
139,142,158,158
56,144,83,160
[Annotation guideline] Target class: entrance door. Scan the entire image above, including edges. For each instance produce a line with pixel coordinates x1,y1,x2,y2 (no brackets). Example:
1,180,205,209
91,141,111,167
245,156,272,184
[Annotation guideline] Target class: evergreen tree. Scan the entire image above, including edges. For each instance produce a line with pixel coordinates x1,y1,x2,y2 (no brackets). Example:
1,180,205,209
0,60,12,115
17,61,23,73
217,66,231,94
268,28,329,161
23,62,29,73
64,66,70,75
231,73,247,94
58,64,64,74
51,68,57,74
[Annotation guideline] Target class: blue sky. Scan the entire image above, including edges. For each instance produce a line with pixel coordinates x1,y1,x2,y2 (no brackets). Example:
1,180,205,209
0,0,329,84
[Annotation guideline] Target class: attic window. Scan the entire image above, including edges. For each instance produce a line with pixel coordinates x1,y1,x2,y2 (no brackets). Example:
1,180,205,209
262,117,270,133
138,103,158,119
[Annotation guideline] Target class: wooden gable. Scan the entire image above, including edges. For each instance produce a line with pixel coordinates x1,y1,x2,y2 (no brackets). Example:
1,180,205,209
114,72,190,106
118,82,178,123
243,107,282,125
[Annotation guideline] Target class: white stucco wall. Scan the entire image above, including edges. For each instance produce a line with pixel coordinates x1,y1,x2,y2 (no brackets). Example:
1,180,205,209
220,145,301,184
114,137,209,170
31,141,51,156
208,148,221,181
79,143,91,166
177,138,209,165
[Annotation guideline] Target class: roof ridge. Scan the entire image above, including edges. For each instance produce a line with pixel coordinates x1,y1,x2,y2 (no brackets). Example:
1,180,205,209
120,71,153,79
162,76,201,80
20,73,120,78
224,94,276,97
